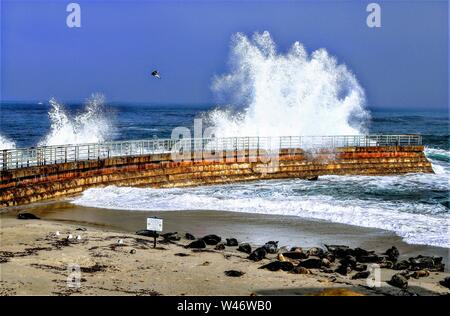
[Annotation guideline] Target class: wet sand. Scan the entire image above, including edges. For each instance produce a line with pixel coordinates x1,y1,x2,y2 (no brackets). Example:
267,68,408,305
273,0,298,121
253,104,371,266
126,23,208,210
11,201,450,263
1,201,450,296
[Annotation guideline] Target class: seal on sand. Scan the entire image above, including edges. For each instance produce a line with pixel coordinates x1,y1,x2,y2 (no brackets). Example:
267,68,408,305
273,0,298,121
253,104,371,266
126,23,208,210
202,234,221,245
237,243,252,254
259,261,294,272
226,238,238,246
351,271,370,279
282,251,308,260
161,232,180,241
384,246,400,262
291,266,310,274
136,230,159,237
248,247,267,261
214,243,226,250
224,270,245,277
388,273,408,289
299,258,323,269
186,239,207,249
440,276,450,289
263,241,278,254
17,213,40,220
307,247,324,257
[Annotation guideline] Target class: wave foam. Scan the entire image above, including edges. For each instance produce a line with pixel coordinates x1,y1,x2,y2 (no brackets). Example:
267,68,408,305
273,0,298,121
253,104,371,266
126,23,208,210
425,147,450,163
0,135,15,150
208,31,370,137
38,94,113,146
424,147,450,177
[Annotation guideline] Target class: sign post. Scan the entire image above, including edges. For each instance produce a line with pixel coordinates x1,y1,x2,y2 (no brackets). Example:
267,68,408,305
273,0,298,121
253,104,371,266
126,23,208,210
147,217,163,248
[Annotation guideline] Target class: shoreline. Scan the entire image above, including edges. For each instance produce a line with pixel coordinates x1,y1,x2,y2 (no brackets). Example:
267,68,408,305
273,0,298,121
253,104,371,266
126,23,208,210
4,200,449,261
1,204,450,296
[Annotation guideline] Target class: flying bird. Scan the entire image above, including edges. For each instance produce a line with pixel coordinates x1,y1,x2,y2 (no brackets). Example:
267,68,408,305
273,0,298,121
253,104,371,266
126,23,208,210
151,70,161,79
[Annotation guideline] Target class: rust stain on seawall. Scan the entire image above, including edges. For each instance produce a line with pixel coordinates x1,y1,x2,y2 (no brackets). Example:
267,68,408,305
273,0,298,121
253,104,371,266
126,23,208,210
0,146,433,207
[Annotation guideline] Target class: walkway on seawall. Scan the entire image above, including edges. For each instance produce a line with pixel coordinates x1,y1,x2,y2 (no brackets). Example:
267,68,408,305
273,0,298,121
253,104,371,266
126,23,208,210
0,135,433,207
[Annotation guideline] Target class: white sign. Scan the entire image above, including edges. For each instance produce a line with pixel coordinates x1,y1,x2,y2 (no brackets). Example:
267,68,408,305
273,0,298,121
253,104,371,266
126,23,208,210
147,217,163,232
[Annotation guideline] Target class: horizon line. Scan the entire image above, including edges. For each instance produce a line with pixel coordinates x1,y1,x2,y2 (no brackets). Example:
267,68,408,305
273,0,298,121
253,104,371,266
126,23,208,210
0,100,448,112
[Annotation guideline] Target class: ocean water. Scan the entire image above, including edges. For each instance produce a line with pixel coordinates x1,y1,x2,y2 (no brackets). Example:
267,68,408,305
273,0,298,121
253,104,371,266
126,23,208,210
0,101,449,248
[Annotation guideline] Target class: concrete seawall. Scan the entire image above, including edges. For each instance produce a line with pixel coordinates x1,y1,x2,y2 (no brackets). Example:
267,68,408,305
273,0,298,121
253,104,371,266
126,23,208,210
0,146,433,207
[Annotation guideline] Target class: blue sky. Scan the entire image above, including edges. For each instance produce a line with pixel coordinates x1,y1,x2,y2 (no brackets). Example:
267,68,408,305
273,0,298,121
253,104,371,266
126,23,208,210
0,0,448,110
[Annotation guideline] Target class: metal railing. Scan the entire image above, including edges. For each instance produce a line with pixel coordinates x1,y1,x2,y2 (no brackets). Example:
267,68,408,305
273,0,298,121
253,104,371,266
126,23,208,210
0,134,421,171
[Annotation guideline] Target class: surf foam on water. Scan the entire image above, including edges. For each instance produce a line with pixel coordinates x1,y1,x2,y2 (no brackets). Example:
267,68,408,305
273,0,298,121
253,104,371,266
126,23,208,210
425,147,450,163
424,147,450,178
207,31,370,137
0,135,15,150
38,94,113,146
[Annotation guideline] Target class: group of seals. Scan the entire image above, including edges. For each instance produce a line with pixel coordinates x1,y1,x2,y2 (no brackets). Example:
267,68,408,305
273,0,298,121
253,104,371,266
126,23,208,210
255,243,447,291
385,255,446,290
183,235,279,263
135,229,449,292
239,241,279,261
185,234,222,249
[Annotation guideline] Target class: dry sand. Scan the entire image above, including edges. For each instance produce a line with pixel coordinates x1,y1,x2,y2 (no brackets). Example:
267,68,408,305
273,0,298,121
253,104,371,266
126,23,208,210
1,217,449,296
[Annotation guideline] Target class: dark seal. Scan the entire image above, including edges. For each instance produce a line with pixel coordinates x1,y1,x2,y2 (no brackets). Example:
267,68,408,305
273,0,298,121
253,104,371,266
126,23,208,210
17,213,40,220
202,234,221,245
226,238,238,246
186,239,207,249
237,243,252,254
224,270,245,277
248,247,267,261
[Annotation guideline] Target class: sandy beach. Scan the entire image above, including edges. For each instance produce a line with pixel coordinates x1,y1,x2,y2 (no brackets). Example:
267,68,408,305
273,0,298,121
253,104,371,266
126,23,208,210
1,204,449,296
